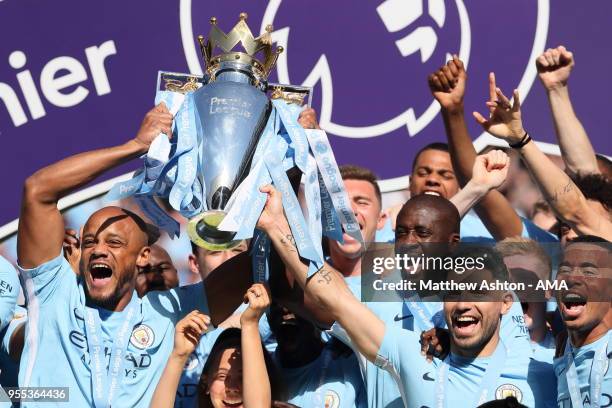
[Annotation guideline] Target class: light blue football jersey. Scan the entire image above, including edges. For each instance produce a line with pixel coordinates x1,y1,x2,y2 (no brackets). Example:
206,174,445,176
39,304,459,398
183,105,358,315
17,253,208,408
531,330,556,365
0,305,27,389
276,343,366,408
0,305,25,408
0,257,19,332
377,326,556,407
554,331,611,408
335,275,532,408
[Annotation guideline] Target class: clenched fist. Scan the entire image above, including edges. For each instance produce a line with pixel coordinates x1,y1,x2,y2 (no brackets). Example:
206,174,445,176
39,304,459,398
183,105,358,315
428,55,467,113
298,107,320,130
536,46,574,91
240,283,271,327
470,150,510,191
133,103,174,149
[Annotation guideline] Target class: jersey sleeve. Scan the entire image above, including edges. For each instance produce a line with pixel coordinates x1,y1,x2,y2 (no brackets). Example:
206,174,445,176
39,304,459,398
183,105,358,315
16,252,75,307
375,326,424,376
1,306,26,356
375,326,431,407
0,257,19,332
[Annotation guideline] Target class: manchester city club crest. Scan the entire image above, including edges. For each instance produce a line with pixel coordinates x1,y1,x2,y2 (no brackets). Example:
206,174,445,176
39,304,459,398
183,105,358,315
495,384,523,402
130,324,155,349
323,390,340,408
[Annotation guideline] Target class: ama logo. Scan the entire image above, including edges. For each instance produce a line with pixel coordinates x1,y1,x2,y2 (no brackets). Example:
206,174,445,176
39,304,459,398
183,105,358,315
181,0,549,187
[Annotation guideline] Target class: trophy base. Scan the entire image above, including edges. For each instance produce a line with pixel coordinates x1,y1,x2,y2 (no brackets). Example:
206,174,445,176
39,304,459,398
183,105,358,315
187,210,241,251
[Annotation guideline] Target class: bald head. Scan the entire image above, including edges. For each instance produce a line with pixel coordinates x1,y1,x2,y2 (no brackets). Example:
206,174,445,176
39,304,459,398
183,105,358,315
395,195,460,245
85,206,150,248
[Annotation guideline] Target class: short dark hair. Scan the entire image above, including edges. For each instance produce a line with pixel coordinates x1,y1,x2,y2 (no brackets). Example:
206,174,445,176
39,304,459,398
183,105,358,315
190,241,199,257
566,234,611,252
411,142,449,172
339,164,382,206
572,173,612,211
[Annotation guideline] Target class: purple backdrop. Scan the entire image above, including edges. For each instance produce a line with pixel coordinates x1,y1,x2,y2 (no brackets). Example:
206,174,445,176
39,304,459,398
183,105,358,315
0,0,610,227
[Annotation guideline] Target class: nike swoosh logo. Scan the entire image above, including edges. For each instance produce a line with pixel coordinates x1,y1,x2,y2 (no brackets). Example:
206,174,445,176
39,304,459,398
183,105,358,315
394,314,410,322
422,372,435,381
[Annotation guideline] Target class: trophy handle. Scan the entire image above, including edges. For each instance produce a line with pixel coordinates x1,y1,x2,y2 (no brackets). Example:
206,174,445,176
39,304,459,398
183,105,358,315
267,83,313,107
156,71,207,93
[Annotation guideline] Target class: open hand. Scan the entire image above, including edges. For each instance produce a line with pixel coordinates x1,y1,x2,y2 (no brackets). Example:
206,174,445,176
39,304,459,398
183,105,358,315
473,73,525,145
172,310,210,359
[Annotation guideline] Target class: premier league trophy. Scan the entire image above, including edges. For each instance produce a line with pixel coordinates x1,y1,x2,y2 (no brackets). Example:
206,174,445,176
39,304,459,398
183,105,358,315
108,13,361,271
187,13,282,250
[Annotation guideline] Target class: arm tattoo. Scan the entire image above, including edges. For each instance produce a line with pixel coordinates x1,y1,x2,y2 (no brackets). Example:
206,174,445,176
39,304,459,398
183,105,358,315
279,232,297,252
317,267,333,285
552,180,574,203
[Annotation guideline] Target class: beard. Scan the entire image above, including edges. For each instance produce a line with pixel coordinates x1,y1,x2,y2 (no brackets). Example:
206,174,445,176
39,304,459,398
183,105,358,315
84,270,135,310
454,317,500,353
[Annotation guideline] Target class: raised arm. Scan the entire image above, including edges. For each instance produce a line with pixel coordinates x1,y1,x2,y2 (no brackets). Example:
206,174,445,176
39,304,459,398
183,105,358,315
18,104,173,268
256,186,385,361
473,81,612,240
536,46,599,176
150,310,210,408
240,284,272,408
428,57,523,238
450,150,510,218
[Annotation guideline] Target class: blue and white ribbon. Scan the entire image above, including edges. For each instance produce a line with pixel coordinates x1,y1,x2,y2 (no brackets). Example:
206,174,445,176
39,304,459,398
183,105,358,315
272,100,309,173
106,89,203,237
304,128,362,243
564,333,610,408
84,295,141,408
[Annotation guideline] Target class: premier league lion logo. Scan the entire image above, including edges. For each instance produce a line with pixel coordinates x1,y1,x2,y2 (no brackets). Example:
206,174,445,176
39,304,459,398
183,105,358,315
181,0,548,185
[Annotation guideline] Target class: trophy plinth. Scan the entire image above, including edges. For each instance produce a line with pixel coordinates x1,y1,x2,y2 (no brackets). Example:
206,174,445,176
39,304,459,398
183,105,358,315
188,210,240,250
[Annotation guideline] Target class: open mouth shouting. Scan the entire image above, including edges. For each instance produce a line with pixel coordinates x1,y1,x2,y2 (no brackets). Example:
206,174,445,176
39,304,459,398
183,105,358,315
559,291,588,319
341,221,364,243
452,314,481,338
422,189,442,197
221,400,243,408
89,262,113,288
